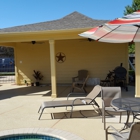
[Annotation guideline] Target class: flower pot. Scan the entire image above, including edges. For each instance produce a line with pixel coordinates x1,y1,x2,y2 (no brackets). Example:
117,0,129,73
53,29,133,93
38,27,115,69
31,83,34,86
35,82,40,86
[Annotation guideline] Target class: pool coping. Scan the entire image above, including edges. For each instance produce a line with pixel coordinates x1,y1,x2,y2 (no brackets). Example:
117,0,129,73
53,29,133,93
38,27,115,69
0,127,84,140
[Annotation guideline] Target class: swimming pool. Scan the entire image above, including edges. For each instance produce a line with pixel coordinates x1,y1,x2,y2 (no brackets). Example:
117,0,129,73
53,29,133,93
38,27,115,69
0,128,84,140
0,134,61,140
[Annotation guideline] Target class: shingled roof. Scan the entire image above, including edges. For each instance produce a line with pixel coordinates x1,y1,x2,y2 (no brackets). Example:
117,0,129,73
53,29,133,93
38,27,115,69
0,11,109,33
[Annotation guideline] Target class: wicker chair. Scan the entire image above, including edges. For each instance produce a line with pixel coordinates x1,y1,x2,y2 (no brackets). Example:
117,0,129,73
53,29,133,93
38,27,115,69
71,70,89,93
72,70,88,82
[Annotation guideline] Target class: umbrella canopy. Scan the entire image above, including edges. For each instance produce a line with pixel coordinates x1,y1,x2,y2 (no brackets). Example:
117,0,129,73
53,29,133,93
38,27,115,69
79,11,140,43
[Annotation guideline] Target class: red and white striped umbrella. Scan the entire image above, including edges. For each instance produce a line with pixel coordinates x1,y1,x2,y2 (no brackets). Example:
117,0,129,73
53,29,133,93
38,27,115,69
79,11,140,43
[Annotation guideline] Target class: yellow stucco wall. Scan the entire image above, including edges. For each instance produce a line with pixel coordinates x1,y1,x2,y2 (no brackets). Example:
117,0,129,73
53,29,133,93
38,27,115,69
15,42,50,84
55,40,128,83
15,39,128,85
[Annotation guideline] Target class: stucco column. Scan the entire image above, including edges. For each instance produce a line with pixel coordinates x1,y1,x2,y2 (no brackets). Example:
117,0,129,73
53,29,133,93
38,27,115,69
14,46,20,85
49,40,57,98
135,42,140,97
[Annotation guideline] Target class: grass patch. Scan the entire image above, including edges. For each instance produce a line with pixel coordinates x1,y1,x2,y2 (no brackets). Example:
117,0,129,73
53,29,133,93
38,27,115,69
0,72,15,76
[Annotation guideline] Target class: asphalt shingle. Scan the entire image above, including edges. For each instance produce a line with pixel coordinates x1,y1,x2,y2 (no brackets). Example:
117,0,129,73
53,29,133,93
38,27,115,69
0,11,109,33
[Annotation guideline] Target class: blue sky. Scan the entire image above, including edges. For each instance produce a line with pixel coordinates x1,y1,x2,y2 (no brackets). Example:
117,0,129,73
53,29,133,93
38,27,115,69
0,0,132,28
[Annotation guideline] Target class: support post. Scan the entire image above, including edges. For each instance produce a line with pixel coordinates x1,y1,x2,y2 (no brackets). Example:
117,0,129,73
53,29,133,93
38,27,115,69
135,42,140,97
14,45,20,85
49,40,57,98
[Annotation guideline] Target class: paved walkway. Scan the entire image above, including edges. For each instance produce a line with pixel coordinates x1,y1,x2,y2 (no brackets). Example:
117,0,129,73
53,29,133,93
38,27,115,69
0,84,135,140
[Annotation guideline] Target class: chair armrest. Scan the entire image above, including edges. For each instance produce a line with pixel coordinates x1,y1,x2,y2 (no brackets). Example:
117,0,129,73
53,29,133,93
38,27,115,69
81,98,93,103
72,76,78,82
102,99,120,111
106,125,126,139
75,80,84,84
67,92,82,100
72,98,92,105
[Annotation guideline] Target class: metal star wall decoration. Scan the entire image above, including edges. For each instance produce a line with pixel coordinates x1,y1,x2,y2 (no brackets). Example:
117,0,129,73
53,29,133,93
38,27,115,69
56,52,66,63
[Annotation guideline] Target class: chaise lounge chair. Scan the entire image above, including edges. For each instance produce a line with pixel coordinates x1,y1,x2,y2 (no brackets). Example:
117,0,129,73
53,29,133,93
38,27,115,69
38,85,101,120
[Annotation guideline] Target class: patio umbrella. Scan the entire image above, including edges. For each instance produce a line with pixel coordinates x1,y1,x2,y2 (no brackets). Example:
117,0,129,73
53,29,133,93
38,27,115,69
79,10,140,43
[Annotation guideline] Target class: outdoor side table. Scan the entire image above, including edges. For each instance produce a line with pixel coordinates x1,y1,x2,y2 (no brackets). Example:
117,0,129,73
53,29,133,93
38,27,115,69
111,97,140,131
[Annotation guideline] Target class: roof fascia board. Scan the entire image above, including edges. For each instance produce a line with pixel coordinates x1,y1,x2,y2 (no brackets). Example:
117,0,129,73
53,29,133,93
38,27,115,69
0,28,90,43
0,28,91,35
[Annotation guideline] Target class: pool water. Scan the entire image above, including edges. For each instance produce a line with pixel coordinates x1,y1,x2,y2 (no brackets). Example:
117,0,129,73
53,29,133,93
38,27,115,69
0,134,61,140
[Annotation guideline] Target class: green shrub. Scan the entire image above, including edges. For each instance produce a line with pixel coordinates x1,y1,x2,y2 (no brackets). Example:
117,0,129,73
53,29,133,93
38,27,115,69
129,70,135,76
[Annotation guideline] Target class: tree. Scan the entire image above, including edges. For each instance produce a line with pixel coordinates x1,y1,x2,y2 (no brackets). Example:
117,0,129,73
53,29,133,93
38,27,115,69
123,0,140,54
124,0,140,15
128,43,135,54
0,46,14,57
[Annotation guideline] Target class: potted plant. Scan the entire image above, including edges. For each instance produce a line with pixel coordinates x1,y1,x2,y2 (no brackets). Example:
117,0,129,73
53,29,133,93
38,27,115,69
33,70,43,86
30,80,34,86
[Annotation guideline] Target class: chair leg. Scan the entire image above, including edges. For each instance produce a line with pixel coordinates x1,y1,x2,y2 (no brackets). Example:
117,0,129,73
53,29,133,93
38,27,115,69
71,88,74,92
51,113,54,119
38,106,41,113
132,112,140,122
102,111,104,123
103,112,106,130
83,87,87,93
67,92,72,99
38,108,44,120
103,111,122,130
102,108,106,130
119,112,122,123
105,129,108,140
70,106,74,118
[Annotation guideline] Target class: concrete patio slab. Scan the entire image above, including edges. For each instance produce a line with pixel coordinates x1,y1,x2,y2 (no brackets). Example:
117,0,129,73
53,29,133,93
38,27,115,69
0,84,135,140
